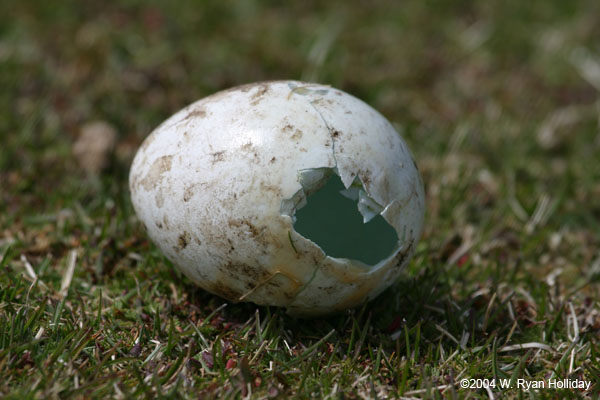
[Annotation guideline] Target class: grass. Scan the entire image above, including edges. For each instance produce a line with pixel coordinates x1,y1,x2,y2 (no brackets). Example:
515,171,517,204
1,0,599,398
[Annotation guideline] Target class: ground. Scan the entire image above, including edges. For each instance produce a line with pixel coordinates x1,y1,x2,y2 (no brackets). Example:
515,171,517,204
1,0,599,398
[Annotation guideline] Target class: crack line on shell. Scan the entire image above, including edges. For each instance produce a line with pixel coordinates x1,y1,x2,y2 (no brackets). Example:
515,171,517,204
308,99,338,170
284,93,406,308
285,256,326,308
280,97,341,307
309,97,398,232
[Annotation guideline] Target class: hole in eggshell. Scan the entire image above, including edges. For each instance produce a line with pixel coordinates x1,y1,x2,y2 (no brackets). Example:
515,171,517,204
284,168,399,265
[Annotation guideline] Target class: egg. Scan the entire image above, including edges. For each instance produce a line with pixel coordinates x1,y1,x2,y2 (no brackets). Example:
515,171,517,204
129,81,425,316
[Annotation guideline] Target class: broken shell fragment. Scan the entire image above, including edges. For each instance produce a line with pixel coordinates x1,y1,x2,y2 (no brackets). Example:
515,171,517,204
129,81,425,316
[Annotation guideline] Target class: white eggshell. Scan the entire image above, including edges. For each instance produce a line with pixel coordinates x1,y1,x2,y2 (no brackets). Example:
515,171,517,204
129,81,425,316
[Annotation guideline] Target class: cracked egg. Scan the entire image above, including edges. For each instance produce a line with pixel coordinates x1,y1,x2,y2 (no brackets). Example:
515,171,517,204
129,81,425,316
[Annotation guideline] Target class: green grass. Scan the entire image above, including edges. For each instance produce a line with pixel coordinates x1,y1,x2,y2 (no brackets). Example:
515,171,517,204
1,0,600,398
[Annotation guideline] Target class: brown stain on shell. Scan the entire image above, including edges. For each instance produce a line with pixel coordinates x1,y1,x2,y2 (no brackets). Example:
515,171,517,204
281,123,303,141
139,155,174,191
183,182,206,202
250,84,270,106
259,181,282,197
183,186,195,202
240,142,255,152
227,219,264,238
226,218,276,249
359,169,373,187
185,108,207,120
240,142,260,160
176,231,191,251
210,151,226,163
155,190,165,208
291,129,303,141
